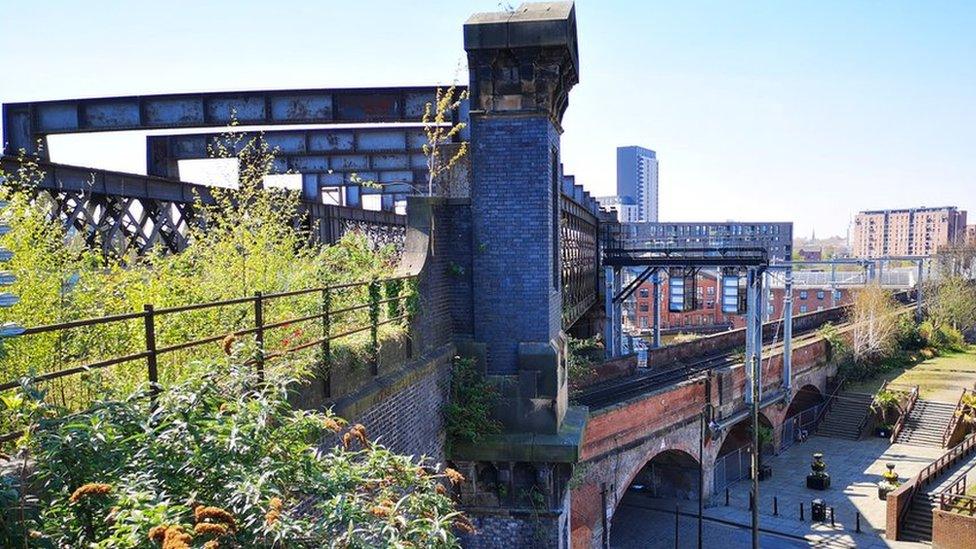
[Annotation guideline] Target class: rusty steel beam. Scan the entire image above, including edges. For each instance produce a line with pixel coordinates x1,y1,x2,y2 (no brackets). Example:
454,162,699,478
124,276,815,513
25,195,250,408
3,86,465,156
145,128,433,205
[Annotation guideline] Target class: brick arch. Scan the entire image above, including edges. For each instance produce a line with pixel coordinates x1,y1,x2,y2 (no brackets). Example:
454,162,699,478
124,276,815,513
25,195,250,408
571,418,707,548
713,410,777,458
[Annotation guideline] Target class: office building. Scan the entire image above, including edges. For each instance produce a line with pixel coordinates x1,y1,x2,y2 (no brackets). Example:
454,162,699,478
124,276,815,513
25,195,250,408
616,146,658,222
852,206,968,258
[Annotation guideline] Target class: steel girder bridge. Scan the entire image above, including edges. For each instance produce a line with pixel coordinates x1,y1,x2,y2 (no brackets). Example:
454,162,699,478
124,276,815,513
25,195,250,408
2,86,604,331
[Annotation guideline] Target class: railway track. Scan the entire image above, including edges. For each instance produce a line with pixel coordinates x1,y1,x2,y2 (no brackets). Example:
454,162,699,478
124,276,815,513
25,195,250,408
575,326,825,410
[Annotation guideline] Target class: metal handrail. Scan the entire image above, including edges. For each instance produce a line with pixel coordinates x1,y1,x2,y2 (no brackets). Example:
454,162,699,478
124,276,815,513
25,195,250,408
899,434,976,529
890,385,920,444
0,275,418,441
943,388,971,448
853,379,888,439
813,376,847,431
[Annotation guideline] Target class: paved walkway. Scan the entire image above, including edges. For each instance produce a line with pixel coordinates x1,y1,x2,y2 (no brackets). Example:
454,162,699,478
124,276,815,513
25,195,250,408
719,436,943,539
610,435,947,547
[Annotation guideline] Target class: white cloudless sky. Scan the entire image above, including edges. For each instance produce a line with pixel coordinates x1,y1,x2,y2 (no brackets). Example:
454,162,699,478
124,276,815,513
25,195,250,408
2,0,973,237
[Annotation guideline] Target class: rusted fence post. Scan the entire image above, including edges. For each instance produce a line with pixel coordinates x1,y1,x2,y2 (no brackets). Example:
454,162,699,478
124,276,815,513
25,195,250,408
254,291,264,381
368,280,380,376
321,286,332,397
143,304,159,407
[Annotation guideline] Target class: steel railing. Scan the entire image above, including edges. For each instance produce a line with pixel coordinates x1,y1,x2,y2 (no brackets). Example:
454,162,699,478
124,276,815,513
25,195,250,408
0,275,416,443
943,388,972,448
890,385,920,444
898,434,976,531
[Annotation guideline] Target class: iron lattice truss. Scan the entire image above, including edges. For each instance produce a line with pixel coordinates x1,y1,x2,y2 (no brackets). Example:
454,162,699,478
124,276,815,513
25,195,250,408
3,156,406,257
560,193,599,329
38,188,193,255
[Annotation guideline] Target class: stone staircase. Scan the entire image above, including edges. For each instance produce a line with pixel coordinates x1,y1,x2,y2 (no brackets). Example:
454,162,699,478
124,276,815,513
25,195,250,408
900,447,976,543
895,399,956,448
816,392,874,440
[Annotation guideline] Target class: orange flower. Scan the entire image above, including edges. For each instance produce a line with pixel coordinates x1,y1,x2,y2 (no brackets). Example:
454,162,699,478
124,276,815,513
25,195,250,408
370,504,392,518
443,468,465,486
322,417,342,433
454,515,476,534
161,526,192,549
342,432,354,449
69,483,112,503
436,484,447,495
265,497,283,526
221,335,236,355
148,525,168,542
203,541,220,549
194,522,229,536
194,505,237,531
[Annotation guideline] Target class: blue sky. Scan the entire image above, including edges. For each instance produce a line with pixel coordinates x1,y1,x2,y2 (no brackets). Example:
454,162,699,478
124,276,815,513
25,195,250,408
2,0,974,237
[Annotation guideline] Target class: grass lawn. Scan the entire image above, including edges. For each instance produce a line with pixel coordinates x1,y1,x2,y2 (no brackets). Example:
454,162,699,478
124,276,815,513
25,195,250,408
846,346,976,402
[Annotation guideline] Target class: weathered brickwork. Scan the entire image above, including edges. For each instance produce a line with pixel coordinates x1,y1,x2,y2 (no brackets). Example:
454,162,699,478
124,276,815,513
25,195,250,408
571,334,837,548
471,114,562,375
326,345,454,464
461,493,571,549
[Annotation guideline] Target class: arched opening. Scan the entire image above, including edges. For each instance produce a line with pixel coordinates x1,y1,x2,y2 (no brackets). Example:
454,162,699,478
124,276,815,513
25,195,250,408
713,413,774,495
785,384,823,418
609,449,702,546
628,449,701,500
780,384,824,452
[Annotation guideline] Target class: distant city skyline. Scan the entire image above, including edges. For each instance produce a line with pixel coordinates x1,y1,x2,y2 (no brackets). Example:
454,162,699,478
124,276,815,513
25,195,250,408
1,1,973,236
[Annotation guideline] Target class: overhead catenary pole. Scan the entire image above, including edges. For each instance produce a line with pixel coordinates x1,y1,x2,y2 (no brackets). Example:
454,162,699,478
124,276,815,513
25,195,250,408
653,269,662,348
783,267,793,392
749,267,763,549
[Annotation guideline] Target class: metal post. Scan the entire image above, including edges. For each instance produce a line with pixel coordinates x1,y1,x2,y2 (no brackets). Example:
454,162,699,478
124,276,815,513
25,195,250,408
674,504,680,549
144,304,159,406
322,287,332,397
652,269,662,349
368,281,380,376
613,267,623,357
698,405,706,549
749,268,762,549
774,496,778,516
916,260,924,322
878,259,884,286
856,511,861,533
744,268,757,404
783,268,793,392
254,291,264,381
604,266,616,358
800,502,804,521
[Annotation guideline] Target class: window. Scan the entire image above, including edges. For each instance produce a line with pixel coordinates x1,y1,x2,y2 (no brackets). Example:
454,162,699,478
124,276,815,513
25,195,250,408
640,316,648,328
707,286,715,296
799,290,808,299
639,303,649,312
799,305,808,313
817,291,825,300
834,290,842,301
639,288,649,298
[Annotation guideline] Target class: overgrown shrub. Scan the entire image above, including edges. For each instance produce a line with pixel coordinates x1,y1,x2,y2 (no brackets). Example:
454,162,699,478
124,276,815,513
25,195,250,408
567,335,603,384
0,139,405,421
444,356,501,445
919,320,966,353
0,352,466,548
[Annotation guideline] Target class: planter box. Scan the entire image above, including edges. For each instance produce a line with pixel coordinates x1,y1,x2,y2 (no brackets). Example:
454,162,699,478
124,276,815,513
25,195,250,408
807,474,830,490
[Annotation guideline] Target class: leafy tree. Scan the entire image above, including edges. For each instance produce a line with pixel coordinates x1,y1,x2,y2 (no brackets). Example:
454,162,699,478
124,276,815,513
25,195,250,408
926,275,976,334
850,285,901,363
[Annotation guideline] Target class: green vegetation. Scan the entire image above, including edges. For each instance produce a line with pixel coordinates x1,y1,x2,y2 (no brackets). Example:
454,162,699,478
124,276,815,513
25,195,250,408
870,388,905,427
0,354,465,548
567,335,603,385
0,136,408,428
444,356,501,446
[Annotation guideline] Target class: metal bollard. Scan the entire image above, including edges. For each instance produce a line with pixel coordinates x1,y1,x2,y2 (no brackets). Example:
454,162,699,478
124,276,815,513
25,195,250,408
800,503,804,521
773,496,778,516
749,492,754,511
725,488,729,506
674,504,680,549
830,507,835,527
856,512,861,533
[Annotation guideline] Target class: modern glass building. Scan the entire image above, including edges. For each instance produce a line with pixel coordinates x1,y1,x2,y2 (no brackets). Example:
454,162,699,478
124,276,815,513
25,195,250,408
616,146,658,222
